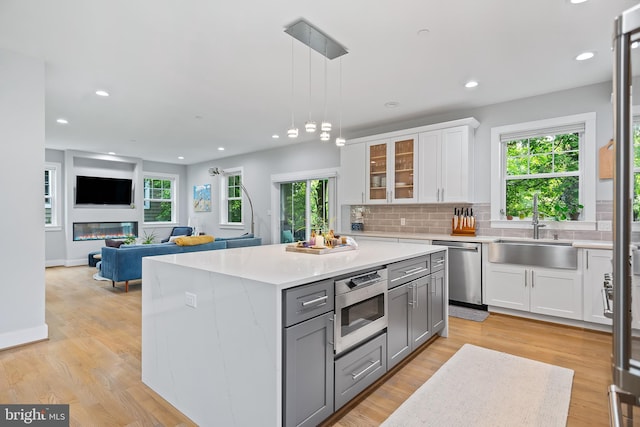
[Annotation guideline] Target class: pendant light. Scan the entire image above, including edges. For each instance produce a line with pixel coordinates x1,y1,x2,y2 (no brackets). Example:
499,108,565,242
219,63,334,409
304,41,316,133
320,53,331,142
287,38,298,138
335,57,346,147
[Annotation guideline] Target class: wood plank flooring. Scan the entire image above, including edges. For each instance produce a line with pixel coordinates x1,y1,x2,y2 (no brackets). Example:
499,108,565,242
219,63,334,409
0,266,614,426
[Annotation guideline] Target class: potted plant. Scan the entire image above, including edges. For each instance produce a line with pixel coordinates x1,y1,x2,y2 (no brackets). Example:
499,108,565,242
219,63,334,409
142,230,157,244
567,203,584,221
123,235,137,245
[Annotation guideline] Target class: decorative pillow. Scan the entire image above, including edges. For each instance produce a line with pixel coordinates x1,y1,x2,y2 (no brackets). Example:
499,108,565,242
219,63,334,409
105,239,124,248
174,235,215,246
169,235,187,243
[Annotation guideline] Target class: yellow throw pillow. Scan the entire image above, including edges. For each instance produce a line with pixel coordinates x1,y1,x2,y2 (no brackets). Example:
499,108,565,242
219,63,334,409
174,235,215,246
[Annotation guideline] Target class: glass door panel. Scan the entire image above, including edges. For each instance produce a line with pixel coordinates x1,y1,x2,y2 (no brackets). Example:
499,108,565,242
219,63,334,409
280,179,330,243
394,139,414,200
369,143,387,201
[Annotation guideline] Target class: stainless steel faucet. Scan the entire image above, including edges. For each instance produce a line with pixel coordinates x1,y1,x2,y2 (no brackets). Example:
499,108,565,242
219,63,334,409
532,194,546,239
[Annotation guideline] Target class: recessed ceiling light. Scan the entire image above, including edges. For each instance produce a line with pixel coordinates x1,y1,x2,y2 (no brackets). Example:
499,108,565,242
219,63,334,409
575,51,595,61
95,90,110,97
633,41,640,49
218,147,225,151
465,80,479,88
384,101,400,109
417,28,430,37
570,0,588,4
56,118,68,124
178,156,184,160
272,134,279,139
108,152,116,155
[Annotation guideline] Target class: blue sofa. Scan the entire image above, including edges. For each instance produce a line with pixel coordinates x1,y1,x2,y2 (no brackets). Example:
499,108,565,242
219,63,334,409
98,234,262,292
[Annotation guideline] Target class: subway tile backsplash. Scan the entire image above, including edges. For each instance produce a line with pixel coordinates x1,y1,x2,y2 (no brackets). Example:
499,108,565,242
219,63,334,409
350,201,620,242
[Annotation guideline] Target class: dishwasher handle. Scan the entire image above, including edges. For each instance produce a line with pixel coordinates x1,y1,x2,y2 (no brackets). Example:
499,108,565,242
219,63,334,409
433,241,480,252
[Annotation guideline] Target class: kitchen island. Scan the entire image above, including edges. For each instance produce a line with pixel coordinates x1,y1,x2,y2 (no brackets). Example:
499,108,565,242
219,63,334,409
141,241,447,426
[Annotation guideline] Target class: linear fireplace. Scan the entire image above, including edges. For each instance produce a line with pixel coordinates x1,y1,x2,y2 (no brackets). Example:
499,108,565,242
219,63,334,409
73,221,138,241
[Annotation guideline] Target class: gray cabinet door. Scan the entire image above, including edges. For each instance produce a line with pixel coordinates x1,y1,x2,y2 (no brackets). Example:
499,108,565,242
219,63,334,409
431,269,446,334
284,312,334,427
411,275,431,348
387,283,411,370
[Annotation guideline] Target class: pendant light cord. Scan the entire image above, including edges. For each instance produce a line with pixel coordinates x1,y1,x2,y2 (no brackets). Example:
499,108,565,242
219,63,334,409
290,38,295,127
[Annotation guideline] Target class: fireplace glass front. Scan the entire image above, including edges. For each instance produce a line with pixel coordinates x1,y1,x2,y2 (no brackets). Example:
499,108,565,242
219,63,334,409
73,221,138,241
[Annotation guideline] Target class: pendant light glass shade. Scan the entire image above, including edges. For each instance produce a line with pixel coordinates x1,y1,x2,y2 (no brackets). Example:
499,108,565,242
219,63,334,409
288,127,299,138
321,121,332,132
320,131,330,141
305,121,317,133
335,137,346,147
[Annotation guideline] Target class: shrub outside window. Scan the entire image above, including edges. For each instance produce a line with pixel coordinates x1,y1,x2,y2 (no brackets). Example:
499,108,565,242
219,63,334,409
221,170,243,225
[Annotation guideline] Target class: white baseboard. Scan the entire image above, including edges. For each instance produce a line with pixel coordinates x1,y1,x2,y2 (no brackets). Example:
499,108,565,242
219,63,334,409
65,258,88,267
488,306,613,333
45,259,66,267
0,323,48,350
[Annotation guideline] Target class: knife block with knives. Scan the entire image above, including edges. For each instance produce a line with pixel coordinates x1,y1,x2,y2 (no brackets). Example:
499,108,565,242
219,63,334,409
451,207,476,236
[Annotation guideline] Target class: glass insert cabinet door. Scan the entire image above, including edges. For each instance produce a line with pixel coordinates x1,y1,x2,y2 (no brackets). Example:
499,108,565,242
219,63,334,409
368,142,388,201
394,138,415,201
367,137,417,204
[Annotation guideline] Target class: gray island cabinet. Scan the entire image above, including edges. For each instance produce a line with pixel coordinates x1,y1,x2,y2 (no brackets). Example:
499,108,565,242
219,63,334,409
141,241,447,427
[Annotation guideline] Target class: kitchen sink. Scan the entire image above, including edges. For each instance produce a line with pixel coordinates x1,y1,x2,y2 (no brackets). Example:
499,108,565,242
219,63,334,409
488,239,578,269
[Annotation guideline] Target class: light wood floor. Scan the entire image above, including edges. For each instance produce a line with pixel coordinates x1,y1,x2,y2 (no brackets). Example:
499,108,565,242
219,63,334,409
0,266,613,426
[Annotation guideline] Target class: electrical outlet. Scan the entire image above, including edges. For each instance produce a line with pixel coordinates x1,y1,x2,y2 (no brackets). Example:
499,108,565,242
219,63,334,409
185,292,197,308
400,218,406,226
597,220,612,231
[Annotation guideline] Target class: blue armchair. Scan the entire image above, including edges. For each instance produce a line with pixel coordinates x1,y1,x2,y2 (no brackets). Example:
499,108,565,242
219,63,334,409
161,226,193,243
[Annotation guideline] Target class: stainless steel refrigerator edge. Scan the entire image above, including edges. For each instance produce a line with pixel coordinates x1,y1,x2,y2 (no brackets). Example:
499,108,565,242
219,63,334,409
432,241,483,307
610,4,640,425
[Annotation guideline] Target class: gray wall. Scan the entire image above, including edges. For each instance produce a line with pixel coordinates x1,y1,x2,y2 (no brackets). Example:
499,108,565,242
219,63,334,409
0,49,47,349
187,140,341,244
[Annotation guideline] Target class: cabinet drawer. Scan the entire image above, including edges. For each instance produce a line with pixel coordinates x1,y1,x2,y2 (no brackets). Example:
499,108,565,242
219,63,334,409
334,333,387,410
431,251,446,272
284,279,334,327
388,256,429,289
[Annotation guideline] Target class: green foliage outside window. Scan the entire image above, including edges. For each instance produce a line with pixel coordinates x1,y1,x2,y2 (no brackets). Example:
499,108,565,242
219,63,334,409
634,124,640,221
505,133,581,220
144,178,173,222
226,175,242,223
281,179,329,242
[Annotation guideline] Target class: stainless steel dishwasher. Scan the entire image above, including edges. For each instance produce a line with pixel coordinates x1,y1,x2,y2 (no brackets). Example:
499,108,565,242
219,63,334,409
432,240,484,308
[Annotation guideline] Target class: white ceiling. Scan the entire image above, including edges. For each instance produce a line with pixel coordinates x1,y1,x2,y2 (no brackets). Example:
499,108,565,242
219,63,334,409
0,0,636,164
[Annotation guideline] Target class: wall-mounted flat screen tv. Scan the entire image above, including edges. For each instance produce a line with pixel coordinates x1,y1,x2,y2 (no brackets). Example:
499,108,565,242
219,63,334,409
76,175,133,205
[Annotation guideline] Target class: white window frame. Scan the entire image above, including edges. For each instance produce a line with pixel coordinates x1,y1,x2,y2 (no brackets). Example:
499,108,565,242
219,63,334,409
45,162,62,230
219,167,244,229
490,112,596,231
270,168,338,244
143,173,178,225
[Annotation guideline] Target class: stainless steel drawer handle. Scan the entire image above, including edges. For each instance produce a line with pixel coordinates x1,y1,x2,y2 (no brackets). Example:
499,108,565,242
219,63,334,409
391,267,428,282
352,359,380,380
403,267,425,275
301,295,328,307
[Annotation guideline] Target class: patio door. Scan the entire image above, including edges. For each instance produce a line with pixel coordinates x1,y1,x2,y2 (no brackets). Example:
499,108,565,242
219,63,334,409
280,179,330,243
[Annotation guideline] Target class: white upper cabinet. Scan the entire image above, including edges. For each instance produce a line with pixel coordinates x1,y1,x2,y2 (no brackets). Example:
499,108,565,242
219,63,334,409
365,135,418,204
418,125,475,203
338,142,366,205
337,117,479,206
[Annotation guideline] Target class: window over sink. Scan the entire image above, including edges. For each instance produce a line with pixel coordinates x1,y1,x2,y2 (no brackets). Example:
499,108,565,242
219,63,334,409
490,112,596,229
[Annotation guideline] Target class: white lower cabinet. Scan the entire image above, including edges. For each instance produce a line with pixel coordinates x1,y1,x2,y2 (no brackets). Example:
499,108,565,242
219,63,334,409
583,249,613,326
486,263,583,320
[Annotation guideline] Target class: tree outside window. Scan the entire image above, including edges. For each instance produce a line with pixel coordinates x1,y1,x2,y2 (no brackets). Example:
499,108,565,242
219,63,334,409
504,133,581,220
144,177,175,223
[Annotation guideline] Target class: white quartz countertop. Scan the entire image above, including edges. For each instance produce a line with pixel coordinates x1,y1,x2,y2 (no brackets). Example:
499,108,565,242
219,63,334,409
145,241,444,289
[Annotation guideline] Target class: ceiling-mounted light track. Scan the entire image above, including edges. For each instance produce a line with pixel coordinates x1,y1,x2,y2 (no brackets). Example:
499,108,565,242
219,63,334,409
284,18,348,60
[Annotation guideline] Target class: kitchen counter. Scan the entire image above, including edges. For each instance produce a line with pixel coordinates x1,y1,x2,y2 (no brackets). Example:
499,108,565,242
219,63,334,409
141,241,447,426
344,230,612,249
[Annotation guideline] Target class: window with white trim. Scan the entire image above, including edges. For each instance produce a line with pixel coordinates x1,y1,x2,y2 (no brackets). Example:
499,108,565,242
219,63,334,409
220,168,243,226
143,174,177,223
44,163,60,227
490,113,596,227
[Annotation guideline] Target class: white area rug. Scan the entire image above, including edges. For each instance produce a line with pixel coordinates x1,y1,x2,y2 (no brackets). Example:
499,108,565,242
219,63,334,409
381,344,574,427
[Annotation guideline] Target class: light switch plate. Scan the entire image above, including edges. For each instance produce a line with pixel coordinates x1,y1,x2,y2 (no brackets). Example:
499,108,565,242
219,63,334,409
185,292,197,308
